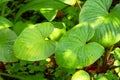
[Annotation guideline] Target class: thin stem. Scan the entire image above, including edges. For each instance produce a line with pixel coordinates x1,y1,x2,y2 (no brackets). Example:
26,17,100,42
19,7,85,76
1,3,6,16
96,58,103,72
76,0,82,10
1,7,5,16
0,72,24,80
103,46,114,66
109,66,120,70
107,45,114,61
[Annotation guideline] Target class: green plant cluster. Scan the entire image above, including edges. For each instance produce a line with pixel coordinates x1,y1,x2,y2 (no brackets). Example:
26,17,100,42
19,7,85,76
0,0,120,80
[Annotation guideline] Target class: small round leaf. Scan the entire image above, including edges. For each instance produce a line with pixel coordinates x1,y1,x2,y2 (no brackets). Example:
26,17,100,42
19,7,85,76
72,70,90,80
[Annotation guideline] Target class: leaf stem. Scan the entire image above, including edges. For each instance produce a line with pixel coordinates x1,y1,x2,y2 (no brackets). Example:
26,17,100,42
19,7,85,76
1,2,7,16
76,0,82,10
107,45,114,61
109,65,120,70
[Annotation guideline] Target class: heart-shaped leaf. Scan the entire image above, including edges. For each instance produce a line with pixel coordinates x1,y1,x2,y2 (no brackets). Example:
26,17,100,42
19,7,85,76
55,23,104,68
0,27,17,62
14,22,56,61
15,0,67,21
79,0,120,47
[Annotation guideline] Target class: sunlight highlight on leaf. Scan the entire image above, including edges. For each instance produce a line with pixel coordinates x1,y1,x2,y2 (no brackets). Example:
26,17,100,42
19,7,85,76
79,0,120,47
60,0,76,6
55,23,104,68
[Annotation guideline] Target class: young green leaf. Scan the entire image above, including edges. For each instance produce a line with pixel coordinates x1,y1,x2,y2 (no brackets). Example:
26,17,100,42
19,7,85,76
55,23,104,68
79,0,120,47
0,27,17,62
14,22,56,61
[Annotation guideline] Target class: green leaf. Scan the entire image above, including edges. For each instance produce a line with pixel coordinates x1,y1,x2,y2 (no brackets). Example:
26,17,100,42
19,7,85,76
40,9,58,21
23,74,47,80
110,4,120,20
0,0,12,3
0,16,13,28
79,0,120,47
98,76,108,80
72,70,90,80
114,60,120,67
18,72,47,80
112,48,120,60
15,0,67,21
106,70,119,80
115,67,120,73
79,0,112,22
13,21,33,35
0,28,17,62
55,23,104,68
49,22,66,41
0,76,3,80
59,0,76,6
14,22,56,61
6,63,21,73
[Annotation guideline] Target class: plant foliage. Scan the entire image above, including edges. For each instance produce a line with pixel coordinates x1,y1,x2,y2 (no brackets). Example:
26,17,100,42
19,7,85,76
0,0,120,80
55,23,104,68
79,0,120,47
14,22,56,61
